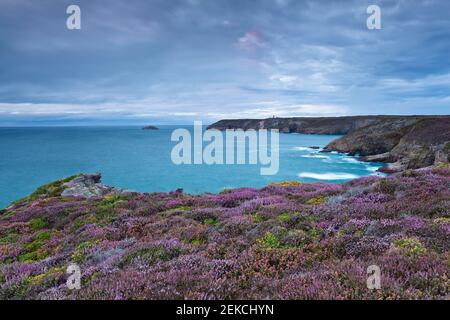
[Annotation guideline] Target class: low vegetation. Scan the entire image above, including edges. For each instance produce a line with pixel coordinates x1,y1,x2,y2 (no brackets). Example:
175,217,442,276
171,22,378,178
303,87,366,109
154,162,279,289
0,168,449,299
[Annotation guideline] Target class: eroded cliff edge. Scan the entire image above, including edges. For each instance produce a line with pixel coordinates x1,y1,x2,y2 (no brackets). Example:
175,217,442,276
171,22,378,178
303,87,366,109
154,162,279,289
208,116,450,173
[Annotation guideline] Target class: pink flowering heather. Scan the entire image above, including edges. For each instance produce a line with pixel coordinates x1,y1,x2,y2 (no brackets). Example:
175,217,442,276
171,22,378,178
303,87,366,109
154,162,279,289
0,168,449,300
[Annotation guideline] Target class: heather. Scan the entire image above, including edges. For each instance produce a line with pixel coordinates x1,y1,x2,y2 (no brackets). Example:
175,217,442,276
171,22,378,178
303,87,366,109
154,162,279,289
0,168,449,300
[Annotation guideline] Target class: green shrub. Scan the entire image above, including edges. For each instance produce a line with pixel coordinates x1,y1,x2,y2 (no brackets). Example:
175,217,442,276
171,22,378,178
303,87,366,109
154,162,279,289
173,206,192,211
71,214,98,232
252,213,264,223
401,170,422,178
305,227,322,239
204,217,218,226
71,240,99,263
306,196,327,205
257,232,281,249
96,194,127,217
18,251,49,263
159,206,192,216
375,179,397,194
271,181,301,187
18,231,52,263
0,231,19,244
278,212,290,222
24,231,51,252
97,194,125,208
433,217,450,225
190,237,206,245
281,226,323,248
30,218,47,230
394,237,427,256
35,231,51,241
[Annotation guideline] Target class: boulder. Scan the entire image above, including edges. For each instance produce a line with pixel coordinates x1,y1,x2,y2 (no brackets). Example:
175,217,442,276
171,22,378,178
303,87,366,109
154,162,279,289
61,173,115,198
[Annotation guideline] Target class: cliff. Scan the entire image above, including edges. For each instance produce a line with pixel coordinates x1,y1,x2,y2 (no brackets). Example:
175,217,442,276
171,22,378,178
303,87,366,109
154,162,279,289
0,170,449,299
322,117,450,172
208,115,396,134
208,116,450,172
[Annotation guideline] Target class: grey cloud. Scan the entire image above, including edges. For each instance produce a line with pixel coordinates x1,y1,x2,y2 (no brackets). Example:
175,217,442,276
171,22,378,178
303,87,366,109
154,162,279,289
0,0,449,125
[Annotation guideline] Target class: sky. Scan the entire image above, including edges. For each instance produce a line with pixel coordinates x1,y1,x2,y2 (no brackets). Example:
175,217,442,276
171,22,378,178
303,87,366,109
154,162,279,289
0,0,449,126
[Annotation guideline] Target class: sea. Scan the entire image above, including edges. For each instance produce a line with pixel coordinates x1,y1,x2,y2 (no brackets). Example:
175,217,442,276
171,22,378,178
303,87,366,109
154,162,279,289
0,126,385,208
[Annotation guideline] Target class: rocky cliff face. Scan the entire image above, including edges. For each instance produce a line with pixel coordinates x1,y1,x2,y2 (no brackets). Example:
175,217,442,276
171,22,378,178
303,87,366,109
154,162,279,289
208,116,390,134
323,117,450,173
209,116,450,173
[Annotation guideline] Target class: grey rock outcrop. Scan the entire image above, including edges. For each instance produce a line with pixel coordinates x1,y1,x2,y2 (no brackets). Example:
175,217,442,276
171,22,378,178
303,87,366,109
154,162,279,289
60,173,131,198
325,117,450,173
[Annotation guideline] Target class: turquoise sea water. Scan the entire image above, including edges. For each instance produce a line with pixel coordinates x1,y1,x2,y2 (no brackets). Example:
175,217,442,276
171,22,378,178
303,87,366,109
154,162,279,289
0,126,384,208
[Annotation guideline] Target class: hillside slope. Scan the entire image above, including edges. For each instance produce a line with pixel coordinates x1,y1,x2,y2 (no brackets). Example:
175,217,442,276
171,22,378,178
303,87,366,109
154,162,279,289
0,171,449,300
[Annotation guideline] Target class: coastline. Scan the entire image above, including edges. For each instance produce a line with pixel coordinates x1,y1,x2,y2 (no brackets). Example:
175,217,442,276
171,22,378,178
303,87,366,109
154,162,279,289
0,117,448,299
1,0,450,303
208,115,450,173
0,126,383,209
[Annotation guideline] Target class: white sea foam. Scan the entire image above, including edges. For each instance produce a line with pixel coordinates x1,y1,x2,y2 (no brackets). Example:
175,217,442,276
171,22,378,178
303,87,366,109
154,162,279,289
293,147,314,151
365,165,379,172
300,154,330,159
341,157,359,163
298,172,360,180
370,172,385,177
321,156,359,164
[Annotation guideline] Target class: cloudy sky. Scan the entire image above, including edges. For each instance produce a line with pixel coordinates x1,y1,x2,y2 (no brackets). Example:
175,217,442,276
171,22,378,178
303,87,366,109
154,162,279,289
0,0,449,125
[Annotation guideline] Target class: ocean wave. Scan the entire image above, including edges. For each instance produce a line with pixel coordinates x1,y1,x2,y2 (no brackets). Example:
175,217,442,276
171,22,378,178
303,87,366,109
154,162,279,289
365,165,380,172
321,157,360,164
298,172,360,180
341,157,359,163
293,146,322,152
300,154,330,159
370,172,385,177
